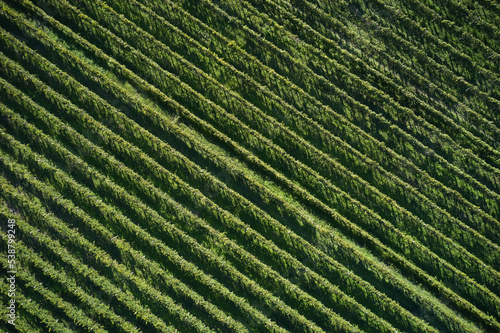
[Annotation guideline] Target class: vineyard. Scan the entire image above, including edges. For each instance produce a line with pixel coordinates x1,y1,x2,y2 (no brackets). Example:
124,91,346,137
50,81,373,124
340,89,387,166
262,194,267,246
0,0,499,331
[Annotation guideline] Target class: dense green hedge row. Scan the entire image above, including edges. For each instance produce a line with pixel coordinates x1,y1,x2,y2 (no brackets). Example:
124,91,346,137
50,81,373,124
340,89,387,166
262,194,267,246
386,0,499,65
0,20,454,333
0,0,498,331
181,0,500,183
42,0,500,310
288,0,500,151
0,28,468,332
0,27,354,328
7,0,496,328
113,0,500,260
0,160,244,332
34,0,498,295
0,85,295,332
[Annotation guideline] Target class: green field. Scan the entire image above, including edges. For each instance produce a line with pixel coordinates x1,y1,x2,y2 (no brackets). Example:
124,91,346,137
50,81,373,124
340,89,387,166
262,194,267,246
0,0,499,331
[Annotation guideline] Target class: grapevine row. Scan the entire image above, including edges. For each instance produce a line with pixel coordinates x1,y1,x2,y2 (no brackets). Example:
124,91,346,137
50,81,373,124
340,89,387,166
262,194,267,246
240,0,500,158
125,0,500,252
312,0,500,95
0,55,389,333
134,0,500,229
0,20,464,333
10,3,496,330
2,94,296,329
6,0,496,330
233,0,500,165
0,224,110,332
0,172,247,332
0,203,142,333
0,55,349,331
388,0,500,60
193,0,500,197
0,277,74,332
287,0,500,126
54,0,500,292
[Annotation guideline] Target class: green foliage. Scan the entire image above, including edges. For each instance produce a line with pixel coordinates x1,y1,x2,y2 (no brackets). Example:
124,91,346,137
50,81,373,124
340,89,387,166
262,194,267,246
0,0,499,331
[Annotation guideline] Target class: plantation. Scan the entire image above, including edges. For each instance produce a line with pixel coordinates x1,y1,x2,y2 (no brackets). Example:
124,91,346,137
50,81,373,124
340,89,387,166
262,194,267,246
0,0,499,331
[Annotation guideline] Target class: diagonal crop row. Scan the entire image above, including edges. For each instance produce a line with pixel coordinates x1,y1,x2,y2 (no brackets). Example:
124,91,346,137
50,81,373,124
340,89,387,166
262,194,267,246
121,0,495,252
0,107,370,333
2,53,480,330
6,26,492,333
0,125,294,332
51,0,500,293
3,0,499,331
386,0,500,63
0,225,110,332
0,172,242,333
0,276,75,333
0,46,442,333
474,0,500,21
40,0,500,231
0,153,249,333
290,0,500,125
0,145,210,333
0,54,389,332
19,3,500,326
199,0,500,161
226,0,500,167
0,92,492,332
417,0,500,49
374,0,500,107
368,15,500,124
376,0,500,73
190,0,500,196
0,86,296,329
0,21,478,330
0,73,337,332
238,0,500,159
0,229,67,333
0,290,45,333
147,0,500,224
0,172,249,333
0,203,142,333
0,45,481,333
0,180,180,333
124,0,495,264
133,0,500,228
311,0,500,94
46,0,500,215
0,14,476,332
7,1,500,330
281,0,500,142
